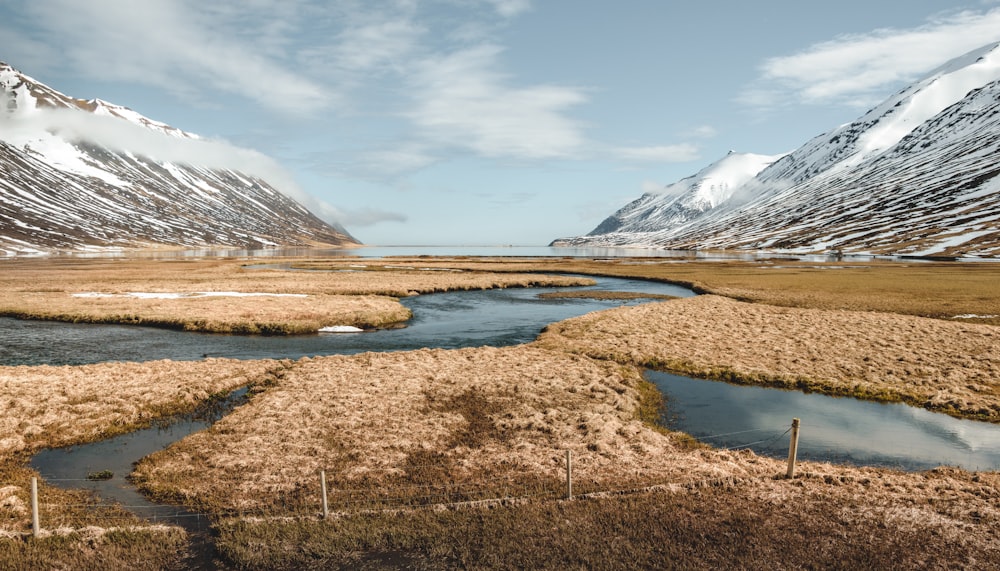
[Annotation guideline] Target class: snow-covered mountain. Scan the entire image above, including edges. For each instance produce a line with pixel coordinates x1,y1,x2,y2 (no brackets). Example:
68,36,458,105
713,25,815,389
587,151,784,235
0,61,356,255
554,42,1000,258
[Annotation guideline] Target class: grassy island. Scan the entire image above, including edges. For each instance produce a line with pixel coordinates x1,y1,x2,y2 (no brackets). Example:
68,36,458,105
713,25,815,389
1,255,999,569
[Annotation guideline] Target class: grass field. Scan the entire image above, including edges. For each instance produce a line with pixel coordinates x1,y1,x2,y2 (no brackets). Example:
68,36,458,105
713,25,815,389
323,256,1000,324
0,257,592,334
535,294,1000,421
0,255,998,569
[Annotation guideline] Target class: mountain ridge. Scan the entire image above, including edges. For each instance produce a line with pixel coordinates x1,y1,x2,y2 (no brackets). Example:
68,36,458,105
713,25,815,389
554,42,1000,258
0,61,356,255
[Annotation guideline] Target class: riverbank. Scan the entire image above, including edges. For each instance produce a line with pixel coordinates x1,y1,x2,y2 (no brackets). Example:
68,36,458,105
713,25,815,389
0,257,593,334
132,345,1000,569
1,255,999,568
0,358,288,568
321,256,1000,325
535,294,1000,422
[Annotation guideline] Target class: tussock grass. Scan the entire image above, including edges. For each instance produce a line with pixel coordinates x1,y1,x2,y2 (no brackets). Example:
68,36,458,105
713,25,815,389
0,292,410,334
0,358,287,457
0,461,189,570
0,257,591,334
213,480,1000,570
0,357,288,568
131,347,684,513
131,344,1000,569
4,255,1000,568
535,295,1000,421
0,524,187,571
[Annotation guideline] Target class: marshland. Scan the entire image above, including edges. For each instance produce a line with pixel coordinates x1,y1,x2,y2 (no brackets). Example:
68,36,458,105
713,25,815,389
2,254,1000,570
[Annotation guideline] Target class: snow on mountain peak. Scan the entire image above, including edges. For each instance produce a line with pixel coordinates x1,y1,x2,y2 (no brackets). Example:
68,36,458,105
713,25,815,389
0,60,356,254
585,151,783,236
674,151,787,208
854,41,1000,160
755,41,1000,187
557,40,1000,258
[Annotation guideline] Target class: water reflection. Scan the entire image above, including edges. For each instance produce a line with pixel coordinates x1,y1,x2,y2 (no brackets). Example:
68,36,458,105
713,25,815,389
17,245,872,261
30,389,247,530
0,276,695,366
651,371,1000,471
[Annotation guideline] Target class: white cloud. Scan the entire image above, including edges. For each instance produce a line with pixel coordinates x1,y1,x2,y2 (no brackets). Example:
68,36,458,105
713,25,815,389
641,180,665,194
615,144,700,164
329,19,425,72
407,44,589,160
9,0,330,114
337,144,440,181
338,207,408,227
684,125,717,139
0,105,352,223
742,7,1000,109
486,0,532,18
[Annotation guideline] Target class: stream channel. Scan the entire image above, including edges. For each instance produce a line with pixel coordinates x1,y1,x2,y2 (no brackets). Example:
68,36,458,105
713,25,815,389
10,273,1000,528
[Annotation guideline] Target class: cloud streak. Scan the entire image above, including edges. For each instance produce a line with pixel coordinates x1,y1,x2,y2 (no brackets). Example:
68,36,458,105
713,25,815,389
615,144,701,164
4,0,330,114
0,104,351,224
407,44,589,160
3,0,705,195
742,7,1000,109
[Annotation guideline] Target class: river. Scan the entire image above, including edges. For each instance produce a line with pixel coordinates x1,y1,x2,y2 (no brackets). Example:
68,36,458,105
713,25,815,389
13,273,1000,525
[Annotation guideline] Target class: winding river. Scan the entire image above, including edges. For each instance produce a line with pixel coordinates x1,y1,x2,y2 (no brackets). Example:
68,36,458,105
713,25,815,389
3,275,693,365
10,273,1000,526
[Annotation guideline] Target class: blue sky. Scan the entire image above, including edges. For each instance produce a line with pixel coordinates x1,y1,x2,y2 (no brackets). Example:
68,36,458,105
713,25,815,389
2,0,1000,245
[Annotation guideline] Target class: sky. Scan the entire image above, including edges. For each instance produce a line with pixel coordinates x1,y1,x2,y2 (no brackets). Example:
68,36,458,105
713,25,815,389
2,0,1000,246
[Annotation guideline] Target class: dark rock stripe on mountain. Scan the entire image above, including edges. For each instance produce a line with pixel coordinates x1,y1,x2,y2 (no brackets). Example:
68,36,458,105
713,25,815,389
554,42,1000,258
0,61,356,255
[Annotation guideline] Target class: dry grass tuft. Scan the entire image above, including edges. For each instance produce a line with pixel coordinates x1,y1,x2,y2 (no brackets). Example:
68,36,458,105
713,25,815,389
0,257,592,334
0,358,287,458
535,294,1000,421
213,479,1000,570
129,343,1000,569
2,292,411,334
131,347,690,513
3,255,1000,568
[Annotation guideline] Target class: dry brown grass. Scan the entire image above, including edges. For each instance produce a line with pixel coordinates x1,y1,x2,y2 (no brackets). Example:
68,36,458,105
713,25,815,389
0,358,287,458
3,255,1000,568
535,294,1000,421
346,257,1000,325
2,291,411,334
214,470,1000,570
125,345,1000,569
0,358,289,568
131,347,681,512
0,257,592,334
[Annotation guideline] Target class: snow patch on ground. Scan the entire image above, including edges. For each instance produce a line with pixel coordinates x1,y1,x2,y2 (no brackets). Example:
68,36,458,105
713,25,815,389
72,292,309,299
318,325,365,333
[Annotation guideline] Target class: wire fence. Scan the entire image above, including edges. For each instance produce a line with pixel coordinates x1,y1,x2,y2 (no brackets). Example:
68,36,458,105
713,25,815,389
18,419,801,535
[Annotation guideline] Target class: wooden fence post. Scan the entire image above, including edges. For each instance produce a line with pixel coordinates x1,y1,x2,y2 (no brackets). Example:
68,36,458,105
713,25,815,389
31,477,40,538
786,418,801,479
565,450,573,500
320,470,329,519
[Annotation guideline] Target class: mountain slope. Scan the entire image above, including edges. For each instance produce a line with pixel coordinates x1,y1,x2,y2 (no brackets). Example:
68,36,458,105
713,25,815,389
587,151,784,235
0,61,356,255
555,42,1000,258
